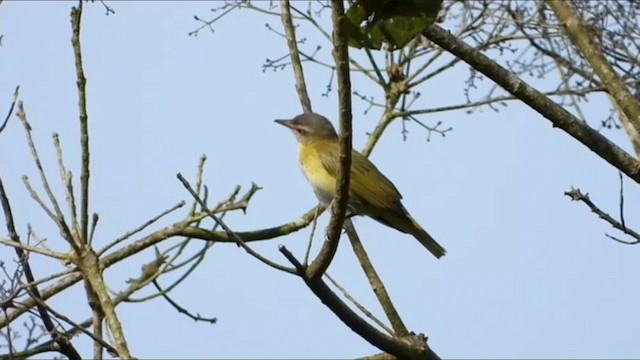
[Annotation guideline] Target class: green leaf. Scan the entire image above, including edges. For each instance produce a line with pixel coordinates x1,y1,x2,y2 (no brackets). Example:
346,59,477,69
343,0,443,50
344,2,381,49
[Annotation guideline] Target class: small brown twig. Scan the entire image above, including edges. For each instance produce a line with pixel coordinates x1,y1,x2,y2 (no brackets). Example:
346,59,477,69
152,280,217,324
0,178,81,360
280,0,313,113
29,296,118,358
16,103,78,252
565,187,640,244
325,273,393,335
98,201,186,256
52,133,80,240
344,220,408,337
188,154,208,216
303,205,322,266
177,173,296,274
618,172,626,229
0,86,18,135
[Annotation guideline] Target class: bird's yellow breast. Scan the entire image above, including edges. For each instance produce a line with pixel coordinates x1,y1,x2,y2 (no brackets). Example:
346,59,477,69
298,141,337,205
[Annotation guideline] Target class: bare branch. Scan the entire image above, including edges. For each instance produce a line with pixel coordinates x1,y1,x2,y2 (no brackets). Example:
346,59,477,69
344,221,408,337
177,173,296,275
325,273,393,335
303,206,323,266
278,245,439,360
152,280,217,324
70,2,90,246
546,1,640,137
98,201,186,256
0,238,68,260
422,24,640,183
280,0,313,113
0,86,18,135
306,0,352,280
52,133,80,239
0,178,81,360
565,187,640,244
16,103,78,251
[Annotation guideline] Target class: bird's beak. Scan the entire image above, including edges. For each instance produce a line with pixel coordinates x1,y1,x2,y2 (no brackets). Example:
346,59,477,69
274,119,295,129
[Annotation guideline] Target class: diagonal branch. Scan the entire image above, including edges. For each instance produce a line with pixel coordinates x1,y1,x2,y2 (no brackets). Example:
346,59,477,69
565,187,640,244
177,173,296,274
0,86,18,135
545,1,640,137
0,178,81,360
422,24,640,183
279,245,439,360
344,221,408,337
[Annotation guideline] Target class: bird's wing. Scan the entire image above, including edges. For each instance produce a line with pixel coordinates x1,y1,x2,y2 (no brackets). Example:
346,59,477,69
317,142,403,210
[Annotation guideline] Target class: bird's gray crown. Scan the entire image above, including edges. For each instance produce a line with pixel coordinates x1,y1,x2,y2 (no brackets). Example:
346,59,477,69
292,112,338,138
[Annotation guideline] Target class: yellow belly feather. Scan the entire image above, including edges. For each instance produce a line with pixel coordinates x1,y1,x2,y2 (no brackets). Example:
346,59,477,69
298,142,337,206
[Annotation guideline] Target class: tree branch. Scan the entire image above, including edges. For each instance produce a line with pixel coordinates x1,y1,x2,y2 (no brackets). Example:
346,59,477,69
422,24,640,183
0,86,18,135
344,221,408,337
279,245,439,360
280,0,312,113
565,187,640,244
177,173,296,274
71,1,90,245
0,179,81,360
546,1,640,137
306,0,352,280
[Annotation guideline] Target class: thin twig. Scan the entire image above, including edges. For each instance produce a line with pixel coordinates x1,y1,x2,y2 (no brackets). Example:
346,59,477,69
29,296,118,358
21,175,57,223
280,0,312,113
98,201,186,256
16,103,77,251
53,133,80,239
344,220,408,337
188,155,208,216
89,212,98,246
0,178,81,360
618,172,626,229
303,205,321,266
177,173,296,274
0,238,69,260
392,85,612,119
565,187,640,244
325,273,393,335
278,245,438,359
0,86,18,135
152,280,217,324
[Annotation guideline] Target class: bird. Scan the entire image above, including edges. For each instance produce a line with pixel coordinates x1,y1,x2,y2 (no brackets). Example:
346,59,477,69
274,112,446,259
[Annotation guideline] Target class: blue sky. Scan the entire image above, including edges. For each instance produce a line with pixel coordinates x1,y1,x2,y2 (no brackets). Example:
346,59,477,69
1,2,639,359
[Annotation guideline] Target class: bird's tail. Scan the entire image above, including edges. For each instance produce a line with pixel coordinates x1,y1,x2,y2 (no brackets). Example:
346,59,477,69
377,208,447,259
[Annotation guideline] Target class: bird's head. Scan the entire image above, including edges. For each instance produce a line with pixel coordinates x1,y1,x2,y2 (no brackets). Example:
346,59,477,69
275,112,338,145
